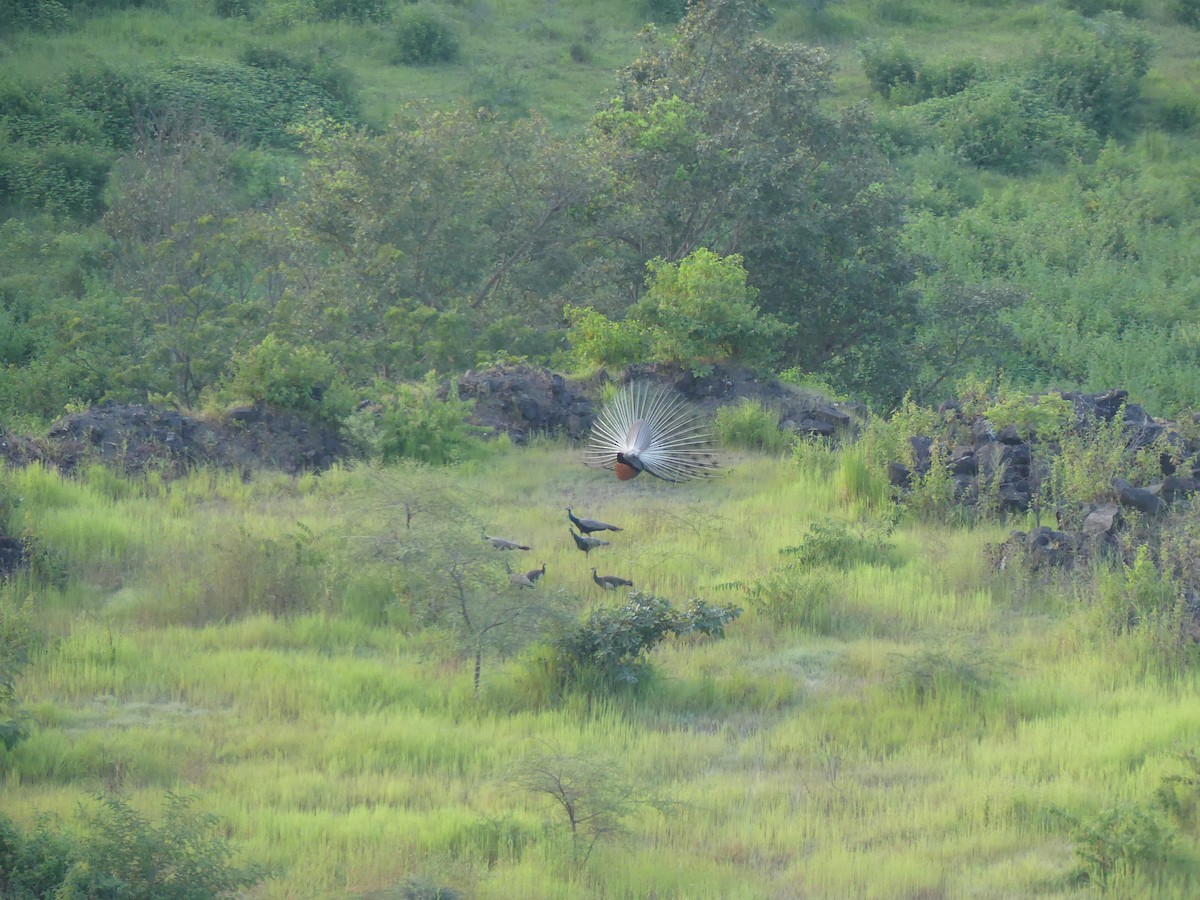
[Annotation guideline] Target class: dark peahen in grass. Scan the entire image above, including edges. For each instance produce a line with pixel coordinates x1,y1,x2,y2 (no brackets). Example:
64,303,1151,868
565,507,623,535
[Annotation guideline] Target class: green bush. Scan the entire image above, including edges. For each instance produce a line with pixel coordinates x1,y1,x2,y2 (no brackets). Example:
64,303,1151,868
781,521,896,569
897,79,1100,172
218,336,353,423
860,40,918,99
341,373,480,465
314,0,389,20
1029,13,1154,135
1060,802,1174,888
391,6,460,65
0,794,262,899
0,0,69,32
713,399,793,453
550,592,741,689
1172,0,1200,25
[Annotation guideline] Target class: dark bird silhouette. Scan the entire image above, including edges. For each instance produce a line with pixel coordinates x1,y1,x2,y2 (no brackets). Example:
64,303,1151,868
570,527,610,556
565,507,623,535
592,567,633,590
585,382,719,482
524,562,547,584
484,534,531,551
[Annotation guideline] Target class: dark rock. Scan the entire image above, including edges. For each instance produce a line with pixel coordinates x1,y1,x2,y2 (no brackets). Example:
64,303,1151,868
0,534,23,577
948,449,977,476
888,461,913,488
1111,477,1166,517
1160,475,1197,505
798,418,836,437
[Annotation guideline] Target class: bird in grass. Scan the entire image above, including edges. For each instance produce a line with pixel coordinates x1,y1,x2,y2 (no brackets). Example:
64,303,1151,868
584,382,719,482
570,527,610,556
483,534,531,551
505,561,536,589
524,562,547,584
591,567,633,591
565,507,623,535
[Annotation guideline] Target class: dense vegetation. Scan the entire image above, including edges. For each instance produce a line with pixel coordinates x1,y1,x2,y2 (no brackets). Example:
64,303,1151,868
2,0,1199,426
3,0,1200,895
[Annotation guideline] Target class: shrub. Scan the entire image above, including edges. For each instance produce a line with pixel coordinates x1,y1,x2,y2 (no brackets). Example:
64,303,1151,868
907,79,1101,172
860,40,918,99
1029,13,1155,135
314,0,389,21
1172,0,1200,25
780,521,895,569
713,399,793,453
218,335,354,425
391,7,460,65
342,373,480,465
0,794,261,899
1060,803,1174,888
550,591,741,689
563,304,651,371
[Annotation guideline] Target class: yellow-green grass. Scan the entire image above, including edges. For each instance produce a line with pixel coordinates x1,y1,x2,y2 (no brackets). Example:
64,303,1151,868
2,443,1199,897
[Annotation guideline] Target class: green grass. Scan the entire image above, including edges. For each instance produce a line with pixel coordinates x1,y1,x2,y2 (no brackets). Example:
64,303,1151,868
2,444,1199,897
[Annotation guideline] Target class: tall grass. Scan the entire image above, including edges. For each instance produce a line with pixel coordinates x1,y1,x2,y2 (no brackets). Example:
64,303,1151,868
2,442,1198,897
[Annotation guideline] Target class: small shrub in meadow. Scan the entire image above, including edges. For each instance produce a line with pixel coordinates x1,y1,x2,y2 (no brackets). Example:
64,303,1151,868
392,7,460,65
781,521,895,569
1058,802,1174,889
713,399,793,453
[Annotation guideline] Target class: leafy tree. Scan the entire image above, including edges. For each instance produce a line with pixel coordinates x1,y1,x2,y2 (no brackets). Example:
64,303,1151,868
276,106,592,381
584,0,920,400
102,124,281,405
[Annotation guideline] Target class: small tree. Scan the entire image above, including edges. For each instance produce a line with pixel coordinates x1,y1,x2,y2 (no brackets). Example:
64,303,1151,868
354,470,562,693
507,747,666,863
566,249,791,376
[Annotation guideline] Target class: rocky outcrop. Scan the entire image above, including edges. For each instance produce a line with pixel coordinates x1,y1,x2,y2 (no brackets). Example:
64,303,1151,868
14,402,347,477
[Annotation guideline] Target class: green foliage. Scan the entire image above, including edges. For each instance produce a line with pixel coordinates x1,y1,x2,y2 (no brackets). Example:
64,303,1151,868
562,304,650,371
216,335,353,425
713,399,793,453
0,794,261,899
889,78,1100,173
0,590,33,754
0,0,69,33
890,642,995,704
1029,12,1155,135
1155,750,1200,833
566,250,791,377
1060,802,1174,889
314,0,389,22
587,0,920,403
1171,0,1200,25
630,250,792,377
730,568,843,633
550,591,741,688
342,373,480,465
781,520,895,569
391,6,460,66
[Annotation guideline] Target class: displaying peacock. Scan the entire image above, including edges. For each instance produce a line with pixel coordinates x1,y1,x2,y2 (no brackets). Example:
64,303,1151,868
584,382,719,482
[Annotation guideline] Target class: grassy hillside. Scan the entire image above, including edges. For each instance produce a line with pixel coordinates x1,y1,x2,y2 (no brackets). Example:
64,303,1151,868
3,0,1200,420
2,439,1199,896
